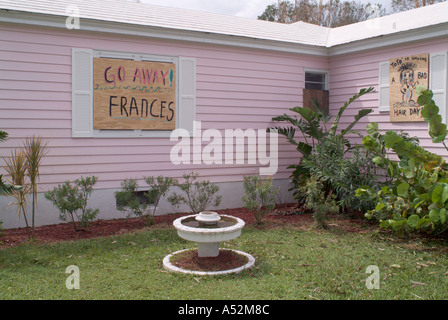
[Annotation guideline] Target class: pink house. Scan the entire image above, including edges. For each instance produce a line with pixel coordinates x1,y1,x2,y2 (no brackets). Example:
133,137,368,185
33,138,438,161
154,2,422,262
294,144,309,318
1,0,447,228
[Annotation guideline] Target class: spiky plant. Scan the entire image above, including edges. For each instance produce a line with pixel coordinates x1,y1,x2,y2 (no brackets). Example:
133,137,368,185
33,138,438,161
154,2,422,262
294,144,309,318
23,136,48,237
3,149,31,238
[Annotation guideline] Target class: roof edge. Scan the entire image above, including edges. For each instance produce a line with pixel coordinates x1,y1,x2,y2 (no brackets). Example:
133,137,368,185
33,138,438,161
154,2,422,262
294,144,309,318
0,9,330,56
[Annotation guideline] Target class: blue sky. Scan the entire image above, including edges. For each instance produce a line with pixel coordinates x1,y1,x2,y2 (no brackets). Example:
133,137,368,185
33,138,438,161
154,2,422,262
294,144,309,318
141,0,392,19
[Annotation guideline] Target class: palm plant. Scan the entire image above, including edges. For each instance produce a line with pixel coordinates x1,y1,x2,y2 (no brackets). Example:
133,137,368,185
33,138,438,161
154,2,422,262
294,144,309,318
3,149,31,238
23,136,48,236
268,87,375,205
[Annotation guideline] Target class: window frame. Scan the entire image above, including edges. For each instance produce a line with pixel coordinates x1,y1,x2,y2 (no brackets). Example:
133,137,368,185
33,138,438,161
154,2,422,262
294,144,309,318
304,69,329,91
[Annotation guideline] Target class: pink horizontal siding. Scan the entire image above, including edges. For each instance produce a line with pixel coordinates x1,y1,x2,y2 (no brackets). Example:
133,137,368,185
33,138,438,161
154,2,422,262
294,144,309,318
0,23,322,190
329,37,448,158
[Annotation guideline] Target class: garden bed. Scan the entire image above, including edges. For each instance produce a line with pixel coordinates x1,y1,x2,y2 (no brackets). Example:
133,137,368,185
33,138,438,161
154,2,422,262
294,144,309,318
0,203,373,249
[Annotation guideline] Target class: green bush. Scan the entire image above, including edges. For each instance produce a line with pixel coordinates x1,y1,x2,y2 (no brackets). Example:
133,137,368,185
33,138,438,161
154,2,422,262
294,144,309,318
45,176,99,231
115,178,147,218
115,176,175,225
143,175,176,224
242,175,279,225
269,87,379,217
357,89,448,234
299,176,339,229
167,172,222,214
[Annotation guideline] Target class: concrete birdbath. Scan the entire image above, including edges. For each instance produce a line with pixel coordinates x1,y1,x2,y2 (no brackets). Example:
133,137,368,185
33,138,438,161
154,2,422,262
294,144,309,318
163,211,255,275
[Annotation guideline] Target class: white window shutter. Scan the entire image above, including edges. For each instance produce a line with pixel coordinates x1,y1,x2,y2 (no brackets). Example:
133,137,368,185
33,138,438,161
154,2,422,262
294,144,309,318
178,57,197,136
429,52,447,124
72,48,93,137
378,61,390,113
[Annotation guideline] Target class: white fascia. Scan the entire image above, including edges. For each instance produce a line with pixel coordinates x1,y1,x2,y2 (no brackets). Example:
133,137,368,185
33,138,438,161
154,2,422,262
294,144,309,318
328,23,448,56
0,10,329,57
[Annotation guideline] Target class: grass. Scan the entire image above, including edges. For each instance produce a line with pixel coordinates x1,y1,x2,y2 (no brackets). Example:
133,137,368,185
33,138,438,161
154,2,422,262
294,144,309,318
1,220,448,300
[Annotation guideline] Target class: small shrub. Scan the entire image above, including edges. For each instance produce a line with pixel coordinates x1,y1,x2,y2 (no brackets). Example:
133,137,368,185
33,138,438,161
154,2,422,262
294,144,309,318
242,175,279,225
300,176,339,229
115,179,148,218
45,176,99,231
167,172,222,214
143,175,176,224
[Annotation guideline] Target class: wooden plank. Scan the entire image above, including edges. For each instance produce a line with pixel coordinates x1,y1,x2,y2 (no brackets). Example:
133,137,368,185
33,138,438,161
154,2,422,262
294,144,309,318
93,58,176,130
389,53,429,122
303,89,329,114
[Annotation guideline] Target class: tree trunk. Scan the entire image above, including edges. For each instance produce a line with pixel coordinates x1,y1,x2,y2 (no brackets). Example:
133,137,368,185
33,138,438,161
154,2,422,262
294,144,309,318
318,0,323,26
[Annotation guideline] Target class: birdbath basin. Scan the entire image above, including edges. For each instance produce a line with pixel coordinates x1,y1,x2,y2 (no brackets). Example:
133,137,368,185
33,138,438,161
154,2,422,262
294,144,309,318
173,211,245,257
164,211,255,275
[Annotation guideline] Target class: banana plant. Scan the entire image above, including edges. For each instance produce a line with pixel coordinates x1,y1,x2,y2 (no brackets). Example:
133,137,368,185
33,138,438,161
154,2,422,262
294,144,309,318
268,87,374,202
269,87,374,157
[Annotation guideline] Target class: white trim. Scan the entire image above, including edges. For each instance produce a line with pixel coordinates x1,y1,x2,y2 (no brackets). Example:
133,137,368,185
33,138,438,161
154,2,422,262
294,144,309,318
378,61,390,113
429,51,448,124
0,11,329,57
304,69,329,90
72,48,94,138
328,23,448,56
179,57,197,137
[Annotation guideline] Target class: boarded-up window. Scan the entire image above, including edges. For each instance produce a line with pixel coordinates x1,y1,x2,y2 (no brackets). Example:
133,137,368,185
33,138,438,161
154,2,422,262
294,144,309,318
379,52,447,124
304,71,329,114
389,53,429,122
303,89,329,114
72,49,196,138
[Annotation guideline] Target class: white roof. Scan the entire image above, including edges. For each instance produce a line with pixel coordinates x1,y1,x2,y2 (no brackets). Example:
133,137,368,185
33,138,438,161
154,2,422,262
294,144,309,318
328,2,448,47
0,0,447,49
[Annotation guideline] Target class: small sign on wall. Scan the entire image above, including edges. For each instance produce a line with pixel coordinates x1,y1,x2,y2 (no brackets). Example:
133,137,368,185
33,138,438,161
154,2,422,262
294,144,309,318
389,53,429,122
93,58,176,130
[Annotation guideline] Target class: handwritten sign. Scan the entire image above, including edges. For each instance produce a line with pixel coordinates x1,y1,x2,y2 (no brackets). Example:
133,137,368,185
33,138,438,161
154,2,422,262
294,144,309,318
389,53,428,122
93,58,176,130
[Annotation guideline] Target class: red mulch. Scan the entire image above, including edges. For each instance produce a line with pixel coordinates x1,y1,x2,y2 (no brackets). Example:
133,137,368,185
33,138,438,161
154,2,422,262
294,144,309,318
171,249,249,272
0,204,374,249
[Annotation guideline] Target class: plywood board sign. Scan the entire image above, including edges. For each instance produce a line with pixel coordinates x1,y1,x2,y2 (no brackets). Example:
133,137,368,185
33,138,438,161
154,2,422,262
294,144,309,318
93,58,176,130
389,53,429,122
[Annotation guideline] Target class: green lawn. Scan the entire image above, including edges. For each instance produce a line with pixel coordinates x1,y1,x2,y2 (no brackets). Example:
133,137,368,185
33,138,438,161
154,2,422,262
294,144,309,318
1,220,447,300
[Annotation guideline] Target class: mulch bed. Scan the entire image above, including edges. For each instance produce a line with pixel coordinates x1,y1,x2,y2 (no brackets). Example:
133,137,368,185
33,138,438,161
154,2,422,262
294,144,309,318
170,249,249,272
0,203,373,249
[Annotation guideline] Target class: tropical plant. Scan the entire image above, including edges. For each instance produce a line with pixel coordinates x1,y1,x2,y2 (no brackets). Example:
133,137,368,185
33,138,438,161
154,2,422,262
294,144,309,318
45,176,99,231
3,149,31,238
167,172,222,214
23,136,48,236
268,87,375,206
357,88,448,234
301,135,379,212
242,175,279,225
